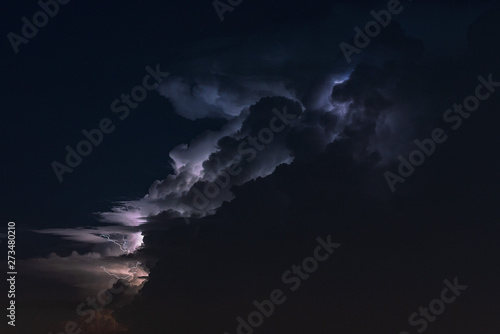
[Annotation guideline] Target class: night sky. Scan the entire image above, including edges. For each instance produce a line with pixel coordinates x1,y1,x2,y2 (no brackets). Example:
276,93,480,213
1,0,500,333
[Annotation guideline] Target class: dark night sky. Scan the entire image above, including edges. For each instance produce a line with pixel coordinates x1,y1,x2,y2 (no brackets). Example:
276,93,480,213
1,1,500,333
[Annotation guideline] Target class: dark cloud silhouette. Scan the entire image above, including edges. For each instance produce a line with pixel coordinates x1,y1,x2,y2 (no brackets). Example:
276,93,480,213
109,3,500,333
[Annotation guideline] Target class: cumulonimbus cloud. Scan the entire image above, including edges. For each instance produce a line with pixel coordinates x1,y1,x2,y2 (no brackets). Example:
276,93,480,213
98,18,431,227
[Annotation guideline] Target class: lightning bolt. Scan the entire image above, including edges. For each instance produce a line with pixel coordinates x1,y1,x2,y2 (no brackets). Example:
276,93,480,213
100,234,131,253
100,262,142,281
